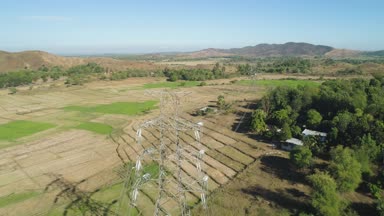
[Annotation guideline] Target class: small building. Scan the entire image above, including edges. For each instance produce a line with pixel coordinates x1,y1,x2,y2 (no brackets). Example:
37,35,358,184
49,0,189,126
302,129,327,142
282,138,303,151
199,107,217,112
196,107,217,116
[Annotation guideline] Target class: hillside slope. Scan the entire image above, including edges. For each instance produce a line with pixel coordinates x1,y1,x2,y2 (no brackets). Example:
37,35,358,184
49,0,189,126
324,49,362,58
0,51,161,73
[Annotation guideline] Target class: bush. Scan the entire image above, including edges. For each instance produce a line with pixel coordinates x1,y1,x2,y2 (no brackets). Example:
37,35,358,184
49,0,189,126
199,81,207,86
290,146,312,168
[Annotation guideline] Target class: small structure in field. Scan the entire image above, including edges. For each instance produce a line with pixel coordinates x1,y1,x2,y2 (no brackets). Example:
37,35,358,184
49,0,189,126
196,107,217,116
302,129,327,142
282,138,303,151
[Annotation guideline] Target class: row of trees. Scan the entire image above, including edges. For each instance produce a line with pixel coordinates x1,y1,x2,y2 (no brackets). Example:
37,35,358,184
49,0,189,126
163,63,227,81
0,63,105,88
0,63,164,88
234,56,384,75
109,69,161,80
1,62,230,89
236,57,312,75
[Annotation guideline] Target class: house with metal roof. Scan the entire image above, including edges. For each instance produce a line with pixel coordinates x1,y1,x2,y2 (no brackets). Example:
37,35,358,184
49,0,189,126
282,138,303,151
302,129,327,142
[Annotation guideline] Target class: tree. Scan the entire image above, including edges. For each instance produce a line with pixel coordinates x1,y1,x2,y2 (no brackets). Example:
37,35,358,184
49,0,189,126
354,134,381,175
332,112,353,133
212,63,225,78
303,135,325,156
169,73,178,82
290,146,312,168
377,197,384,216
269,108,291,127
279,123,292,140
308,172,343,216
251,109,267,134
306,109,322,128
329,146,362,192
360,134,381,161
217,95,225,110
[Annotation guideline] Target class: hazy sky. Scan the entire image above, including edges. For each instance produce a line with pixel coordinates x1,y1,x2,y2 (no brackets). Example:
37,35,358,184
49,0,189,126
1,0,383,54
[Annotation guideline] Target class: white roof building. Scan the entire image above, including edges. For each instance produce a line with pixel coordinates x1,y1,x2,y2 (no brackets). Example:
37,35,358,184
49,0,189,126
302,129,327,137
282,138,303,151
285,138,304,146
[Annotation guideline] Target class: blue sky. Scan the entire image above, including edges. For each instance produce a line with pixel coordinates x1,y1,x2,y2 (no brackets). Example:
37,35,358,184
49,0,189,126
0,0,383,54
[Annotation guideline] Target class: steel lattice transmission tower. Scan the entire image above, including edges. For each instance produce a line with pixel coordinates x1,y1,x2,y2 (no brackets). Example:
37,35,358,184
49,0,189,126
129,90,208,216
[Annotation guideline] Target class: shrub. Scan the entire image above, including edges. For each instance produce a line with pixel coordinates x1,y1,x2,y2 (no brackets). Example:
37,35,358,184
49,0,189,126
290,146,312,168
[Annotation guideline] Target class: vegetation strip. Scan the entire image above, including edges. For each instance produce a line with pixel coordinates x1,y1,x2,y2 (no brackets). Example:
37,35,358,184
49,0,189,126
0,120,55,141
0,191,40,208
76,122,113,134
63,101,157,115
142,81,201,89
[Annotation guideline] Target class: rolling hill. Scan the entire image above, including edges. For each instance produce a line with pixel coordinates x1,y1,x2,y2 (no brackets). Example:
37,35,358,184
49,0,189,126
0,50,161,73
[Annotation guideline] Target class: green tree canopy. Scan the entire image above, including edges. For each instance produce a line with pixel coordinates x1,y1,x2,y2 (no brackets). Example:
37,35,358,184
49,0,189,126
269,108,292,127
251,109,267,134
217,95,225,110
306,109,322,128
290,146,312,168
308,172,343,216
354,134,382,175
329,146,362,192
279,122,292,140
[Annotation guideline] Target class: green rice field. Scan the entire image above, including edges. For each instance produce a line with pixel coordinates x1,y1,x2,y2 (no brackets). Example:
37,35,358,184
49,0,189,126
63,101,157,115
0,191,40,208
75,122,113,135
0,120,55,141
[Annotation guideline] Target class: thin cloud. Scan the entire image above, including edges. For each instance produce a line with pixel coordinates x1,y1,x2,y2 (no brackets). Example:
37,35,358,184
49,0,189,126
20,16,72,21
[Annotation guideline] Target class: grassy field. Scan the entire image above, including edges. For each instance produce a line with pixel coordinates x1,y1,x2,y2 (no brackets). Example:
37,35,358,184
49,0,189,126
236,79,321,87
63,101,157,115
0,191,40,208
75,122,113,135
0,120,55,141
142,81,201,89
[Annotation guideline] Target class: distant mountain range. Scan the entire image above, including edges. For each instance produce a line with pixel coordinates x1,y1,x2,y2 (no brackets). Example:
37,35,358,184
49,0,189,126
1,42,383,72
197,42,334,57
183,42,383,58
